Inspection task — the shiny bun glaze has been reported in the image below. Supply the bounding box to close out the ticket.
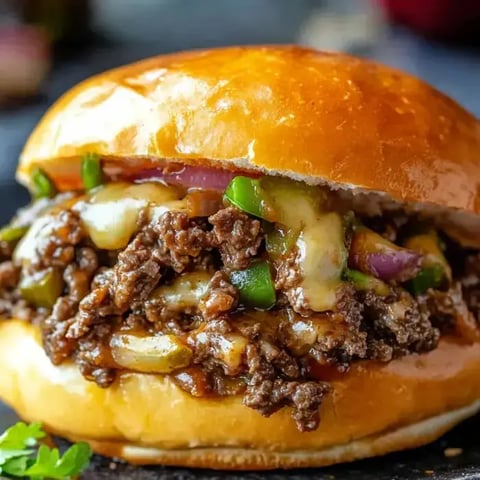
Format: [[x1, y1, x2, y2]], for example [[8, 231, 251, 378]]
[[18, 46, 480, 214], [1, 321, 480, 469]]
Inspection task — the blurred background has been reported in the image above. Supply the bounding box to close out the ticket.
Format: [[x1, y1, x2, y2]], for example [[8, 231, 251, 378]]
[[0, 0, 479, 220]]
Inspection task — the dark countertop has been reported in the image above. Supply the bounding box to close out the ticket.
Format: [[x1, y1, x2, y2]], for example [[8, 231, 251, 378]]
[[0, 1, 479, 479]]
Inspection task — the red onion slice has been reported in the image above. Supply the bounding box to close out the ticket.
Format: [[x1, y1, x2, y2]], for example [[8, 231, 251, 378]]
[[358, 250, 421, 282], [349, 228, 422, 282], [135, 165, 238, 191]]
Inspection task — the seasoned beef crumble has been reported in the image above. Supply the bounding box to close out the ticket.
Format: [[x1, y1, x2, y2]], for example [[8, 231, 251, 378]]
[[1, 192, 480, 432]]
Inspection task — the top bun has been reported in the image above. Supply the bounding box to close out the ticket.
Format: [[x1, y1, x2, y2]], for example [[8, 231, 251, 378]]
[[18, 45, 480, 213]]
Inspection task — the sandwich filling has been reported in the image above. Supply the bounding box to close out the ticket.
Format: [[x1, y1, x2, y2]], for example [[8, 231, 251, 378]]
[[1, 158, 480, 432]]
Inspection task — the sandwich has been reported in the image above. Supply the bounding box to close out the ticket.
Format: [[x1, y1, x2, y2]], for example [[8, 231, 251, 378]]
[[0, 45, 480, 470]]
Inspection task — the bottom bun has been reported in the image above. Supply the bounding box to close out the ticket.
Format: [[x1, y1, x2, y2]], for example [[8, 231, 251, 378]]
[[82, 401, 480, 469], [1, 320, 480, 470]]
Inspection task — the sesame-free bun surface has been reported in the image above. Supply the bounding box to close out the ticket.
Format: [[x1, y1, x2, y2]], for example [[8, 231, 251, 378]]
[[2, 320, 480, 469], [18, 46, 480, 213]]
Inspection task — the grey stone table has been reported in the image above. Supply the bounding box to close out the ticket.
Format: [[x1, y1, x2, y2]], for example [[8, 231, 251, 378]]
[[0, 0, 479, 478]]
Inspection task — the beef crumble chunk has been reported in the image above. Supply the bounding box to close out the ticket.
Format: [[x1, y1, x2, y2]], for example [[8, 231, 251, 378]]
[[0, 261, 38, 322], [114, 211, 212, 311], [461, 253, 480, 322], [32, 210, 85, 270], [76, 323, 115, 387], [1, 209, 88, 326], [243, 343, 329, 432], [361, 289, 439, 360], [0, 261, 20, 290], [0, 241, 14, 262], [209, 207, 263, 270], [198, 271, 238, 321], [274, 248, 306, 314], [419, 283, 464, 332], [43, 248, 101, 364], [67, 211, 213, 340], [425, 281, 480, 342]]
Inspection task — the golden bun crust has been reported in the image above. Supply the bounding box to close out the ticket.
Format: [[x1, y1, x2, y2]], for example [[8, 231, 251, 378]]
[[80, 402, 480, 469], [2, 320, 480, 469], [18, 46, 480, 213]]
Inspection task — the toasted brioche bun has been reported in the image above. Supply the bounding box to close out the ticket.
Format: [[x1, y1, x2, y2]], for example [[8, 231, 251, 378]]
[[18, 46, 480, 215], [1, 320, 480, 469], [7, 46, 480, 469]]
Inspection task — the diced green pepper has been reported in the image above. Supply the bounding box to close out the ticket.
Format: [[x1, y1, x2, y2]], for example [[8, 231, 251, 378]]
[[407, 264, 445, 296], [403, 230, 451, 294], [81, 153, 103, 191], [224, 175, 324, 228], [19, 269, 64, 309], [31, 167, 56, 199], [344, 269, 390, 296], [0, 225, 28, 243], [230, 260, 276, 309], [224, 176, 276, 221]]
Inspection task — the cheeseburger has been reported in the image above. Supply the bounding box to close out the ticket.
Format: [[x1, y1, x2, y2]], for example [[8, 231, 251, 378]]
[[0, 46, 480, 470]]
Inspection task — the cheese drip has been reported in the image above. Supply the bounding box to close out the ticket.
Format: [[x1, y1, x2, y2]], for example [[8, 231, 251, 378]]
[[263, 177, 346, 312], [296, 212, 346, 311], [79, 182, 186, 250]]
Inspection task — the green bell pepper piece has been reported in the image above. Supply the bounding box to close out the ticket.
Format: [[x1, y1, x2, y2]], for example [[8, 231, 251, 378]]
[[31, 167, 56, 199], [20, 269, 64, 309], [344, 269, 390, 296], [224, 175, 326, 229], [224, 176, 276, 221], [403, 230, 451, 294], [230, 260, 276, 309], [81, 153, 103, 191], [407, 264, 445, 296]]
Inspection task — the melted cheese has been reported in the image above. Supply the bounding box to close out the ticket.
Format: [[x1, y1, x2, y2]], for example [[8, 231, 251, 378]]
[[152, 272, 212, 310], [14, 216, 55, 264], [296, 212, 346, 312], [78, 182, 186, 250], [264, 178, 346, 312]]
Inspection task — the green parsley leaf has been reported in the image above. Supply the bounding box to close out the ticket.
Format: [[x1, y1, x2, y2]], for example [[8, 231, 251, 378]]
[[1, 455, 30, 476], [0, 449, 34, 465], [0, 422, 92, 479], [25, 442, 92, 479], [0, 422, 45, 451]]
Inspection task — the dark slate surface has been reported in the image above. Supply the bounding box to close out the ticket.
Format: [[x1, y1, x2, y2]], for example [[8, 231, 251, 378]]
[[1, 0, 480, 478]]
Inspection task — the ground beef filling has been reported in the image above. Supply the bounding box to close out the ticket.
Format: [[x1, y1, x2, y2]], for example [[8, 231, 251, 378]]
[[1, 201, 480, 432]]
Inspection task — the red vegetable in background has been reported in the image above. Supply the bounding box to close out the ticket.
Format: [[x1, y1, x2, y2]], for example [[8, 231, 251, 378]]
[[0, 25, 51, 102], [379, 0, 480, 40]]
